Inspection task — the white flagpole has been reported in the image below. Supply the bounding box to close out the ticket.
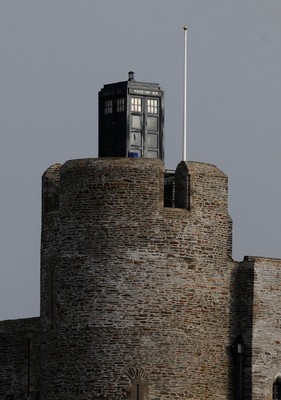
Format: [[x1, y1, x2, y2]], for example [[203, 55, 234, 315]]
[[183, 26, 188, 162]]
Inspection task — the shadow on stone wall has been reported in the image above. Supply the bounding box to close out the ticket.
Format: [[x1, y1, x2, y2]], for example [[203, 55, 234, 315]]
[[229, 258, 254, 400]]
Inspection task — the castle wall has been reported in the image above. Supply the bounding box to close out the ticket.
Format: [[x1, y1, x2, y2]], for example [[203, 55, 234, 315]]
[[0, 317, 40, 400], [40, 158, 235, 400], [1, 157, 280, 400], [238, 257, 281, 400]]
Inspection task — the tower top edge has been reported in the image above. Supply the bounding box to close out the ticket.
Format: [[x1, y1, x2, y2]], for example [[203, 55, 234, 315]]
[[42, 163, 62, 178], [181, 161, 228, 178], [59, 157, 165, 175], [42, 159, 228, 178]]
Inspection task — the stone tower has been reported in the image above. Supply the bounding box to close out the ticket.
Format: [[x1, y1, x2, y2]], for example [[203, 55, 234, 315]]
[[40, 156, 233, 399]]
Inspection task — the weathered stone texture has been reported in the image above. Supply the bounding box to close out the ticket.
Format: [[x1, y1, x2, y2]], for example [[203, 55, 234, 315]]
[[1, 158, 281, 400], [40, 158, 234, 399], [0, 317, 40, 399], [238, 257, 281, 400]]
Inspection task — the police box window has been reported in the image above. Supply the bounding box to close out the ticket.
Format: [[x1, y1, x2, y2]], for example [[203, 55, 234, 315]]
[[117, 98, 125, 112], [131, 97, 142, 113], [147, 98, 158, 114], [104, 99, 113, 114]]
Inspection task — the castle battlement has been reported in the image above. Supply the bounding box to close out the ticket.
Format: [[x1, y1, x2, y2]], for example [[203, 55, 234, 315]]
[[42, 158, 229, 215]]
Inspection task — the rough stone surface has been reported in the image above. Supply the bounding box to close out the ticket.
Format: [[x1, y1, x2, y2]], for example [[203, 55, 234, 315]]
[[0, 317, 40, 399], [236, 257, 281, 400], [39, 158, 234, 400], [0, 158, 280, 400]]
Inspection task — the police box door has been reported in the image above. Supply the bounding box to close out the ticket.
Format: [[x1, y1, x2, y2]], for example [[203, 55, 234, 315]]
[[129, 95, 162, 159]]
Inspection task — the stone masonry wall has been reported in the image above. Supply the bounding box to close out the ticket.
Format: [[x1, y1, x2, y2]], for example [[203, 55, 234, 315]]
[[40, 158, 234, 400], [238, 257, 281, 400], [2, 157, 281, 400], [0, 317, 40, 400]]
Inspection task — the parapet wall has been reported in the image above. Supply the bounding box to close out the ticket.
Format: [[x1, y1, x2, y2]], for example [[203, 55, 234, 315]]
[[41, 158, 231, 237], [0, 317, 40, 400]]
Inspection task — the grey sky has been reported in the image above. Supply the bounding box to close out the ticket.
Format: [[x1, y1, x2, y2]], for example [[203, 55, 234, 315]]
[[1, 0, 281, 320]]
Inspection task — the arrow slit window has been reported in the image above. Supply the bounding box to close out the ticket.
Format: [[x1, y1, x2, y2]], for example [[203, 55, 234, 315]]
[[273, 377, 281, 400]]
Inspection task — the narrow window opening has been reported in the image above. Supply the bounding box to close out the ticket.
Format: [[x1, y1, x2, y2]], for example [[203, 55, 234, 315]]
[[174, 162, 191, 210], [51, 271, 54, 328], [34, 390, 40, 400], [273, 377, 281, 400], [131, 379, 148, 400], [164, 170, 175, 208], [49, 269, 56, 329], [164, 169, 191, 210], [27, 338, 31, 397]]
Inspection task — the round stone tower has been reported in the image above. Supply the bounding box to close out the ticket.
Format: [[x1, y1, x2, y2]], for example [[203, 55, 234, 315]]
[[40, 157, 233, 400]]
